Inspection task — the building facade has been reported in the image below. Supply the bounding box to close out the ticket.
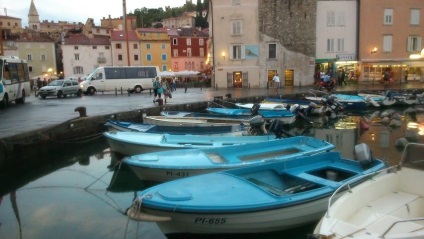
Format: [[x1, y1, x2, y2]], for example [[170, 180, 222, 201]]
[[359, 0, 424, 84], [110, 30, 141, 66], [61, 35, 111, 78], [316, 0, 359, 83], [167, 27, 209, 74], [209, 0, 316, 89], [137, 28, 171, 71]]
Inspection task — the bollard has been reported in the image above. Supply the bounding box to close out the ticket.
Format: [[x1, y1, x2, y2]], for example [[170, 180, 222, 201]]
[[115, 88, 118, 96], [127, 88, 131, 96], [150, 88, 152, 95], [226, 93, 232, 99], [74, 106, 87, 117], [157, 98, 164, 106], [121, 87, 123, 95], [185, 84, 187, 93]]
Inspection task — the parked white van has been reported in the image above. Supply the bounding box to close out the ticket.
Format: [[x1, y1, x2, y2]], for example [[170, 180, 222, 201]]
[[80, 66, 160, 95]]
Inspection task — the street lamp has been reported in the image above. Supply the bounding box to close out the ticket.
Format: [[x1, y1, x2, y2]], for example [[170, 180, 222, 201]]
[[371, 47, 378, 54]]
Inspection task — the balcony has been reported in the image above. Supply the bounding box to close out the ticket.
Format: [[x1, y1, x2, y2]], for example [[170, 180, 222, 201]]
[[97, 57, 106, 63]]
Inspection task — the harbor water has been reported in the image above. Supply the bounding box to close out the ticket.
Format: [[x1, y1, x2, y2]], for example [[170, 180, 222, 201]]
[[1, 107, 423, 239]]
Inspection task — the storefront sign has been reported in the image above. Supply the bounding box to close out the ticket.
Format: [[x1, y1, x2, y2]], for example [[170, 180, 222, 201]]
[[336, 54, 356, 61]]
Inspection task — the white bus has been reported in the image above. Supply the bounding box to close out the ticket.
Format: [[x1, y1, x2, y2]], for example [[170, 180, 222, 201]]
[[0, 56, 31, 109], [80, 66, 161, 95]]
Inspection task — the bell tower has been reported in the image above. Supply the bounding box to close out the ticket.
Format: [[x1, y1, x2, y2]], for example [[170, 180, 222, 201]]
[[28, 0, 40, 31]]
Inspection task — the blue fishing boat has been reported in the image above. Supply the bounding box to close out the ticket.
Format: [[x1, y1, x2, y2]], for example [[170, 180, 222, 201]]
[[104, 119, 247, 135], [306, 93, 381, 110], [104, 131, 279, 156], [126, 143, 386, 235], [206, 106, 294, 118], [123, 136, 335, 181]]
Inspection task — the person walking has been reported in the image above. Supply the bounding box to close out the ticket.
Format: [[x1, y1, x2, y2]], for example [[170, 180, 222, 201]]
[[273, 73, 280, 94], [161, 78, 171, 104], [341, 68, 346, 86], [172, 77, 177, 91], [152, 77, 162, 103]]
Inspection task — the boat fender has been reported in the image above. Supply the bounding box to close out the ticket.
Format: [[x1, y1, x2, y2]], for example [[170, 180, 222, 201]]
[[364, 96, 380, 107], [355, 143, 374, 168]]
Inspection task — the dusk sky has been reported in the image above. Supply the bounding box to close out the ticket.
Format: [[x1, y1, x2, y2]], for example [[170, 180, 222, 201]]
[[1, 0, 188, 26]]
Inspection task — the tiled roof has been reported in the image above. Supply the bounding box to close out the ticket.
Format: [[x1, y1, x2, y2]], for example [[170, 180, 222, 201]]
[[0, 15, 21, 20], [177, 27, 209, 37], [137, 28, 167, 33], [110, 30, 139, 41], [64, 35, 110, 45], [166, 28, 179, 36]]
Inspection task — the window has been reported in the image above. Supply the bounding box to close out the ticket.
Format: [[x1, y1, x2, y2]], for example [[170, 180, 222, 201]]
[[162, 65, 167, 71], [105, 46, 110, 49], [231, 20, 242, 35], [327, 11, 335, 26], [147, 54, 152, 61], [92, 46, 97, 49], [162, 43, 166, 49], [173, 49, 178, 57], [187, 48, 192, 57], [29, 66, 33, 72], [407, 36, 422, 52], [200, 48, 204, 57], [161, 54, 167, 61], [187, 38, 192, 45], [173, 38, 178, 45], [337, 11, 345, 26], [41, 54, 46, 61], [27, 54, 32, 61], [133, 44, 138, 49], [269, 43, 276, 59], [134, 54, 139, 61], [411, 9, 420, 25], [74, 46, 79, 50], [73, 66, 84, 74], [199, 39, 204, 46], [383, 35, 393, 52], [146, 44, 151, 49], [174, 62, 178, 70], [232, 0, 240, 6], [74, 54, 80, 60], [116, 43, 122, 49], [118, 54, 123, 61], [326, 39, 334, 52], [201, 62, 204, 69], [384, 9, 393, 25], [337, 38, 344, 52], [231, 45, 243, 59]]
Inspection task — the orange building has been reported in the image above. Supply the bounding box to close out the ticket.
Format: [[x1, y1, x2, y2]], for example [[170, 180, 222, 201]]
[[359, 0, 424, 84]]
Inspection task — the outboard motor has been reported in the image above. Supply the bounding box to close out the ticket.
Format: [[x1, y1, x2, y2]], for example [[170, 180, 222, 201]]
[[247, 115, 266, 135], [250, 103, 261, 116], [355, 143, 374, 169], [268, 119, 293, 138], [290, 104, 312, 124]]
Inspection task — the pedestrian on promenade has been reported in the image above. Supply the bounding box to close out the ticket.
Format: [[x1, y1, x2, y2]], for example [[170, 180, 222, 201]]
[[273, 73, 280, 94], [161, 78, 171, 104], [152, 77, 162, 103], [341, 68, 346, 86], [172, 77, 177, 91]]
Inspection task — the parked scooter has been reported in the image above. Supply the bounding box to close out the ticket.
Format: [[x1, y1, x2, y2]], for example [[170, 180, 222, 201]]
[[319, 75, 335, 92]]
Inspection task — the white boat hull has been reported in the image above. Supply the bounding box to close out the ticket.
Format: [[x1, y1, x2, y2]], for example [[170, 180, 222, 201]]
[[129, 194, 339, 234], [313, 167, 424, 239]]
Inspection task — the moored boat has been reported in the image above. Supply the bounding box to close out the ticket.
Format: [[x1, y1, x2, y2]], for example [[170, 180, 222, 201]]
[[311, 143, 424, 239], [126, 143, 386, 235], [104, 131, 279, 156], [123, 135, 335, 181], [104, 119, 247, 135]]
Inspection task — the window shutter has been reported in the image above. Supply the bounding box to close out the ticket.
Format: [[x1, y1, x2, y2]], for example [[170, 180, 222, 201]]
[[241, 45, 246, 59]]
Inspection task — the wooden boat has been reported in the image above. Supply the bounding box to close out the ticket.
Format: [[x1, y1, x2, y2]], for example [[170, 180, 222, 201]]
[[104, 119, 247, 135], [311, 143, 424, 239], [142, 115, 249, 127], [123, 136, 335, 181], [146, 112, 296, 126], [104, 131, 279, 156], [126, 143, 386, 235]]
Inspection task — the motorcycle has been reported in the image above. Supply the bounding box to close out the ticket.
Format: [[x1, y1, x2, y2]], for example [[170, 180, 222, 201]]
[[319, 78, 335, 92]]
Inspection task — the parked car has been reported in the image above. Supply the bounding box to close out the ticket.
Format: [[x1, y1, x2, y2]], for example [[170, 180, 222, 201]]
[[38, 79, 82, 99]]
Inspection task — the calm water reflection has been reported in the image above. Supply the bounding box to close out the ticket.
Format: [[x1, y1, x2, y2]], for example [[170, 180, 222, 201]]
[[1, 107, 423, 239]]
